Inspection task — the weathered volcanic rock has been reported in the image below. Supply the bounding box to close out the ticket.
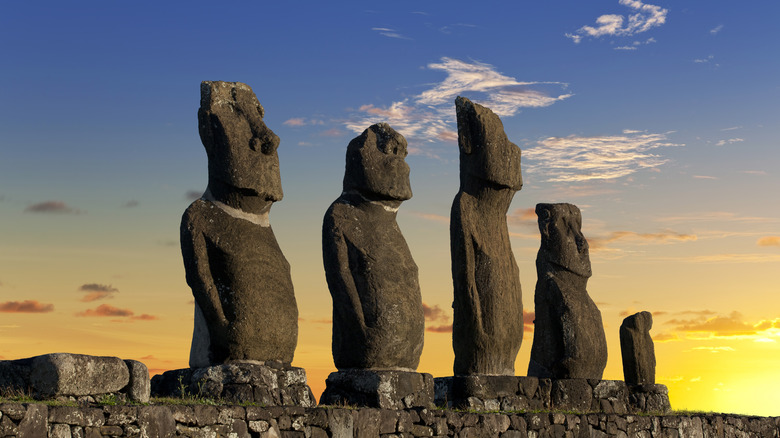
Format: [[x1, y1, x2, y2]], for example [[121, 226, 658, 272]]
[[124, 359, 151, 403], [319, 369, 434, 409], [620, 311, 656, 385], [528, 203, 607, 379], [322, 123, 424, 370], [450, 96, 524, 376], [181, 81, 298, 367], [0, 353, 154, 401], [151, 361, 315, 407], [30, 353, 129, 398]]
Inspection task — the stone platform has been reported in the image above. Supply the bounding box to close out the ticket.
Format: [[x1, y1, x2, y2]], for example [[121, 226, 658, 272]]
[[150, 360, 315, 407], [0, 353, 150, 403], [319, 369, 434, 409], [434, 375, 670, 414]]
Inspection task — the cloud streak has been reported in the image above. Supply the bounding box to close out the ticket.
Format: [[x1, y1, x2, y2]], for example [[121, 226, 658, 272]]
[[24, 201, 81, 214], [346, 57, 571, 148], [523, 130, 683, 182], [757, 236, 780, 247], [79, 283, 119, 302], [0, 300, 54, 313], [589, 230, 697, 252], [76, 304, 158, 321], [566, 0, 668, 44]]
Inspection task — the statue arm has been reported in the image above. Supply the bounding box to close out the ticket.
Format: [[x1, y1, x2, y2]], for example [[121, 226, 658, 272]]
[[323, 213, 366, 329], [180, 209, 228, 334]]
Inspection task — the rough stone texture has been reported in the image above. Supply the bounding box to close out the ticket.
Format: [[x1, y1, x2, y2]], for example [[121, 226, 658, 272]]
[[629, 383, 672, 414], [528, 203, 608, 379], [450, 96, 524, 376], [620, 311, 656, 386], [319, 369, 434, 410], [0, 354, 148, 403], [322, 123, 423, 371], [182, 80, 298, 367], [0, 353, 136, 401], [122, 360, 150, 403], [1, 403, 776, 438], [150, 361, 315, 407], [435, 376, 667, 415]]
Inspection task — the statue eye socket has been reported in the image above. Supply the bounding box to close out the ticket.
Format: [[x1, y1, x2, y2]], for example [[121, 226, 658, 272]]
[[261, 143, 273, 155]]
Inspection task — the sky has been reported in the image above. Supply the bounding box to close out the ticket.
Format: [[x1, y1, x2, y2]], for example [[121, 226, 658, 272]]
[[1, 0, 779, 416]]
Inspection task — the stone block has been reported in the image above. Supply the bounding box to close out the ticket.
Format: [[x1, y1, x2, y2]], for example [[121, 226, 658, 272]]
[[551, 379, 593, 412], [151, 361, 315, 407], [123, 359, 150, 403], [319, 369, 434, 409], [30, 353, 129, 398]]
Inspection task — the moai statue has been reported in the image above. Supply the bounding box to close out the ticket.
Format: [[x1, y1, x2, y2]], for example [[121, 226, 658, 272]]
[[451, 96, 524, 376], [528, 203, 607, 379], [320, 123, 433, 409], [620, 311, 656, 385], [181, 81, 298, 367], [322, 123, 424, 370]]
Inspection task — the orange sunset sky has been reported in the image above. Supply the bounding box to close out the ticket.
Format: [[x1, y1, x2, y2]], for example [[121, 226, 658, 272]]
[[1, 1, 779, 416]]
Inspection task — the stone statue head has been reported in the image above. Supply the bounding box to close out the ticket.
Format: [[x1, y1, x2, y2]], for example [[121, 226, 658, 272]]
[[343, 123, 412, 202], [198, 81, 283, 203], [536, 203, 592, 278], [455, 96, 523, 191], [622, 311, 653, 333]]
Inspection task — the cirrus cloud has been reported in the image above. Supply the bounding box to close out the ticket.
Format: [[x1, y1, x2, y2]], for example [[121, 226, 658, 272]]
[[346, 57, 572, 149], [0, 300, 54, 313], [566, 0, 668, 44], [757, 236, 780, 247], [523, 130, 683, 182], [24, 201, 81, 214]]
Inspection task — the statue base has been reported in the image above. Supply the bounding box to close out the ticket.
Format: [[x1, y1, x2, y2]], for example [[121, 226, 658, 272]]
[[150, 361, 315, 407], [434, 376, 670, 414], [319, 369, 434, 409]]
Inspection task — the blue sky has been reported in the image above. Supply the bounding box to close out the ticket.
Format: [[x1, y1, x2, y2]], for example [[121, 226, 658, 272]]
[[1, 1, 779, 414]]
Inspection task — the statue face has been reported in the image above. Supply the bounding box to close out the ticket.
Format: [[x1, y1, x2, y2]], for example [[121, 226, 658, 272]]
[[456, 97, 523, 191], [199, 82, 283, 202], [537, 203, 592, 278], [344, 123, 412, 202]]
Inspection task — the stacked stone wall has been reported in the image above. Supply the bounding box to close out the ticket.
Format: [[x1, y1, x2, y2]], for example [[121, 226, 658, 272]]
[[0, 403, 777, 437]]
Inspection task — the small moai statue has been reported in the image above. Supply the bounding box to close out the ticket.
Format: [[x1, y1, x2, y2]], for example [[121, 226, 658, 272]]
[[181, 81, 298, 367], [322, 123, 424, 370], [450, 96, 524, 376], [620, 311, 656, 385], [320, 123, 434, 409], [528, 203, 608, 379]]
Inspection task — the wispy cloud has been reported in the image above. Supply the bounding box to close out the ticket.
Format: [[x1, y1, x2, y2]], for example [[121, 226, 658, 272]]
[[523, 130, 682, 182], [346, 57, 571, 148], [615, 37, 657, 50], [121, 200, 139, 208], [24, 201, 81, 214], [76, 304, 157, 321], [667, 312, 780, 339], [566, 0, 668, 44], [371, 27, 411, 40], [283, 118, 324, 127], [589, 229, 697, 252], [78, 283, 119, 302], [423, 302, 453, 333], [319, 128, 345, 138], [715, 138, 744, 146], [0, 300, 54, 313], [710, 24, 724, 35], [656, 211, 778, 225], [757, 236, 780, 247]]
